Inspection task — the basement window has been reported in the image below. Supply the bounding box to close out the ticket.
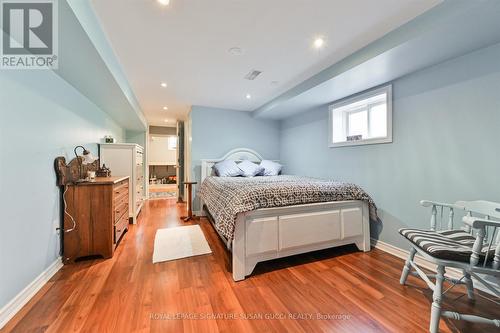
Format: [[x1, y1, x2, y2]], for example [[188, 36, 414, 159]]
[[329, 85, 392, 147]]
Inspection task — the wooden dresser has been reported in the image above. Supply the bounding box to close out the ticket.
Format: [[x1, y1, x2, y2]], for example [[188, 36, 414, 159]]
[[63, 176, 129, 263]]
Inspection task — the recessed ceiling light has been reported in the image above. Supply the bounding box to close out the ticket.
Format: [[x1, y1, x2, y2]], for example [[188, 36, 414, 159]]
[[157, 0, 170, 6], [160, 82, 167, 88], [163, 106, 168, 110], [164, 119, 169, 123], [313, 37, 325, 49], [228, 47, 244, 56], [246, 94, 252, 99]]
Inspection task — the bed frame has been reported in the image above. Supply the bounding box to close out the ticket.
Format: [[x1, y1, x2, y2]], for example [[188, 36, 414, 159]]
[[200, 148, 371, 281]]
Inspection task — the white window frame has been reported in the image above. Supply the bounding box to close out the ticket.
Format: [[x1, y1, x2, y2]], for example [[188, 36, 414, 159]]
[[329, 84, 393, 148]]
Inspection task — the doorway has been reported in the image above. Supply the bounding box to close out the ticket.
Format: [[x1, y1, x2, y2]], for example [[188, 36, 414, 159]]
[[148, 126, 178, 200]]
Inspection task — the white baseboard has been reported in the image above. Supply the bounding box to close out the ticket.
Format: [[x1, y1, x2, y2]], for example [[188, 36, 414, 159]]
[[371, 238, 497, 296], [0, 257, 63, 329], [370, 238, 459, 276]]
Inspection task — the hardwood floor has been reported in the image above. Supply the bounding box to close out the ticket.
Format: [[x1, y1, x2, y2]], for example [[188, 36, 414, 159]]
[[2, 199, 498, 333]]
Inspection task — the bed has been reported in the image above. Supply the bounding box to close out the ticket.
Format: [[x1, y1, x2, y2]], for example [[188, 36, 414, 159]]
[[199, 148, 376, 281]]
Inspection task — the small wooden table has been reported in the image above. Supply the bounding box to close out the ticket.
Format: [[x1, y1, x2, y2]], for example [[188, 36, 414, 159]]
[[181, 181, 197, 222]]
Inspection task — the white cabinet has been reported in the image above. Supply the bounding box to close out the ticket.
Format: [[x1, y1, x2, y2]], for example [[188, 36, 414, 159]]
[[99, 143, 144, 224]]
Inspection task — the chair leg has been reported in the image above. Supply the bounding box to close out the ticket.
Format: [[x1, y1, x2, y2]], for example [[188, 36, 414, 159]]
[[463, 270, 475, 301], [400, 247, 417, 285], [430, 265, 445, 333]]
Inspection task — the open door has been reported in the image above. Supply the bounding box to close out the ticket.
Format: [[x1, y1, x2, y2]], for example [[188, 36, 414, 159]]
[[148, 126, 178, 200], [176, 121, 185, 202]]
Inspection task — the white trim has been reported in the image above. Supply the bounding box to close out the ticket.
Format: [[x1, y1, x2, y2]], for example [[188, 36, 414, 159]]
[[371, 238, 497, 296], [99, 143, 142, 148], [371, 238, 452, 275], [145, 127, 150, 201], [0, 257, 63, 329], [329, 136, 392, 148]]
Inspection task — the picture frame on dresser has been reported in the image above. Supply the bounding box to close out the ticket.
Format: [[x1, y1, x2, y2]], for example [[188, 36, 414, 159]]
[[99, 143, 145, 224]]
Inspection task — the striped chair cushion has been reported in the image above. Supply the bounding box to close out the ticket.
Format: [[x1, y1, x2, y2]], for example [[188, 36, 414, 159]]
[[399, 228, 495, 263]]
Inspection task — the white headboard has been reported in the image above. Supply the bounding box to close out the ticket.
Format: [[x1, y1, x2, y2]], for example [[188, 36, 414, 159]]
[[201, 148, 266, 183]]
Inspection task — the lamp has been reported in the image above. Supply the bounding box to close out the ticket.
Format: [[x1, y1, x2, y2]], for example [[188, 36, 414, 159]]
[[74, 146, 97, 181]]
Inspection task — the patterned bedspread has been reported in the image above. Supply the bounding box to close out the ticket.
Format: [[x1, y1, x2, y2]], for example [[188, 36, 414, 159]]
[[198, 175, 377, 242]]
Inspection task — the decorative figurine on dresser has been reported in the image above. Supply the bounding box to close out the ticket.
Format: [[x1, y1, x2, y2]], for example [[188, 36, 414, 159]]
[[54, 145, 129, 264]]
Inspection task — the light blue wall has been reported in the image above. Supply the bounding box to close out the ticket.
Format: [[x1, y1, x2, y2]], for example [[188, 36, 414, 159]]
[[0, 69, 124, 310], [190, 106, 280, 209], [125, 130, 147, 148], [280, 43, 500, 249]]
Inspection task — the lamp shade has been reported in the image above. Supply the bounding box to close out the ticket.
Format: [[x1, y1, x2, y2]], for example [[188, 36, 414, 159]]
[[81, 150, 97, 165]]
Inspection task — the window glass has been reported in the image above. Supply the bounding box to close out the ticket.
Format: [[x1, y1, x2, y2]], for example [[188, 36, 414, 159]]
[[347, 110, 368, 138]]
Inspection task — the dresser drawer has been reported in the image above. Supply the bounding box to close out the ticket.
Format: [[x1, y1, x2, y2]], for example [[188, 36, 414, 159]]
[[113, 181, 129, 202], [114, 199, 129, 223], [114, 191, 128, 209], [114, 213, 128, 244]]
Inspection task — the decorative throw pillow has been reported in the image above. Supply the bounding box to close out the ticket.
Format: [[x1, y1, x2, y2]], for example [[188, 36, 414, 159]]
[[213, 160, 242, 177], [238, 160, 265, 177], [260, 160, 283, 176]]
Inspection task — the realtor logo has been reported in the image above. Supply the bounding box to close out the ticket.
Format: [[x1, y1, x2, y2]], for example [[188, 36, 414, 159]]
[[1, 0, 58, 69]]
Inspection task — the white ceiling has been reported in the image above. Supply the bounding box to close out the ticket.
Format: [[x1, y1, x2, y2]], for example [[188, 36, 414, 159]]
[[90, 0, 440, 126]]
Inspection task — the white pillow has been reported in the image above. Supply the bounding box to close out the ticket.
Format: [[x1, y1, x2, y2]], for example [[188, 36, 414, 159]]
[[238, 160, 265, 177], [260, 160, 282, 176], [213, 160, 242, 177]]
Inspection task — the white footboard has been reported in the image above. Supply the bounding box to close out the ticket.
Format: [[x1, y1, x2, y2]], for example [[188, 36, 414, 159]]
[[232, 200, 370, 281]]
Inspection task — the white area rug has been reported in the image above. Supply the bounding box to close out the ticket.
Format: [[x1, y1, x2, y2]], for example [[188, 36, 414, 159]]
[[152, 225, 212, 263]]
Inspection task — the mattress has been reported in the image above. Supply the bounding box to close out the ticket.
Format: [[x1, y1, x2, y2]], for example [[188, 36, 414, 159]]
[[198, 175, 377, 242]]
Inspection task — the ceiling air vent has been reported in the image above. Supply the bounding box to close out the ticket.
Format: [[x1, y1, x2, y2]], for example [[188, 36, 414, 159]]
[[244, 70, 262, 81]]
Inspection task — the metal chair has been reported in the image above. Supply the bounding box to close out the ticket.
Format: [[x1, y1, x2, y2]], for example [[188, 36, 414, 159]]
[[399, 200, 500, 332]]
